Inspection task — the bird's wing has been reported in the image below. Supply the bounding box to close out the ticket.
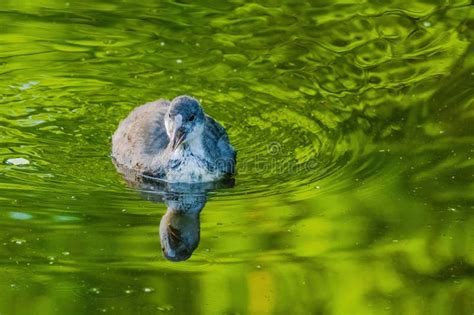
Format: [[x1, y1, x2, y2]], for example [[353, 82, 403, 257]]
[[204, 116, 236, 175], [112, 99, 170, 173]]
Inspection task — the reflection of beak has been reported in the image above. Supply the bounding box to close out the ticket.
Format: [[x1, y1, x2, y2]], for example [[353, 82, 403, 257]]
[[171, 128, 186, 151], [167, 224, 181, 248], [159, 209, 200, 262]]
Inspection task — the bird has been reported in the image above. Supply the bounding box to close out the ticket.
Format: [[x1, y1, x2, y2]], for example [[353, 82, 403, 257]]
[[112, 95, 236, 183]]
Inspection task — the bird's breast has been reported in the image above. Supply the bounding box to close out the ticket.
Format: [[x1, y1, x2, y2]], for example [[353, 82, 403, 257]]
[[166, 149, 218, 183]]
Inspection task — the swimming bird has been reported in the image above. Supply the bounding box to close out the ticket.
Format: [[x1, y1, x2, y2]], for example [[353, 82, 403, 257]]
[[112, 95, 236, 183]]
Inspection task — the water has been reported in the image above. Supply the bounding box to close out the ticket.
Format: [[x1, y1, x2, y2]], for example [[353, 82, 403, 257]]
[[0, 0, 473, 314]]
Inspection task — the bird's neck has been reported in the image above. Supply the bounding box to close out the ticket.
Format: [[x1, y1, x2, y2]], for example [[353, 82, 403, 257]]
[[170, 136, 206, 159]]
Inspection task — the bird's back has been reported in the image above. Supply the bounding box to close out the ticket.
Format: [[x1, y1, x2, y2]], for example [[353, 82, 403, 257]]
[[112, 99, 170, 173]]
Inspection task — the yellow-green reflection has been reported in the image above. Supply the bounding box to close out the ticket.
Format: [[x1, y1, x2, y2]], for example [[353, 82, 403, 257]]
[[0, 0, 473, 314]]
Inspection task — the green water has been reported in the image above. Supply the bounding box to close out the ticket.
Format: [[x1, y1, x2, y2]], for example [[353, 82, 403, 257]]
[[0, 0, 473, 314]]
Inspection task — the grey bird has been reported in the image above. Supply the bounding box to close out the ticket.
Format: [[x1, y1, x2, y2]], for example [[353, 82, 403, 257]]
[[112, 95, 236, 183]]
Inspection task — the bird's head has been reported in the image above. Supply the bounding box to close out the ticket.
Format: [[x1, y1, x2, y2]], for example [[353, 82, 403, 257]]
[[165, 95, 205, 151]]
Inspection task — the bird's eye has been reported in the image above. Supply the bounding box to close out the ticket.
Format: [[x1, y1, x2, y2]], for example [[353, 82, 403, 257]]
[[189, 115, 195, 121]]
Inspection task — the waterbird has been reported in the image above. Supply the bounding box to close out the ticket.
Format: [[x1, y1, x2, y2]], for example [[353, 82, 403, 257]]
[[112, 95, 236, 183]]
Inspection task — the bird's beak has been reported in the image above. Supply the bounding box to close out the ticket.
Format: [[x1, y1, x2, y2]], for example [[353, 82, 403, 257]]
[[171, 128, 186, 151]]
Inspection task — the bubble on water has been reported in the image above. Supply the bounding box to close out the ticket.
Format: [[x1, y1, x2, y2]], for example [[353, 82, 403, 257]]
[[5, 158, 30, 165], [90, 287, 101, 294], [62, 251, 70, 256], [143, 287, 154, 293], [125, 289, 133, 294], [423, 21, 432, 27], [176, 59, 183, 64]]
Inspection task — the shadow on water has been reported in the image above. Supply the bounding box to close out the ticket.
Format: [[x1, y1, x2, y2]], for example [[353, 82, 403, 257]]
[[114, 163, 234, 262]]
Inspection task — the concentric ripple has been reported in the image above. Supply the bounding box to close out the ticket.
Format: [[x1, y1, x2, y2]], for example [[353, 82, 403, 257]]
[[0, 0, 471, 202]]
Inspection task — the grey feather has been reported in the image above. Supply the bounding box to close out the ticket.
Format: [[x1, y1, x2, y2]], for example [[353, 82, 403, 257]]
[[112, 96, 236, 183], [112, 99, 170, 175]]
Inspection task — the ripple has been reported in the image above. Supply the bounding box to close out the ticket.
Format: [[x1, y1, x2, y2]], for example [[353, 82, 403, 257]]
[[0, 3, 472, 313], [0, 0, 471, 212]]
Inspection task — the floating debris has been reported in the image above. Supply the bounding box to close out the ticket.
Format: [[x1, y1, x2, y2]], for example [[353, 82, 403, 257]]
[[5, 158, 30, 165], [10, 80, 39, 91], [11, 238, 26, 245]]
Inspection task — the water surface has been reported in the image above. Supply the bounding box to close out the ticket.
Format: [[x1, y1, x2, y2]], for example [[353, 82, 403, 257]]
[[0, 0, 473, 314]]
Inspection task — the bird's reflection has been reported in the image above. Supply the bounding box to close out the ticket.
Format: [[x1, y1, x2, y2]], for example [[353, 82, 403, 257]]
[[115, 167, 234, 261], [159, 192, 206, 261]]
